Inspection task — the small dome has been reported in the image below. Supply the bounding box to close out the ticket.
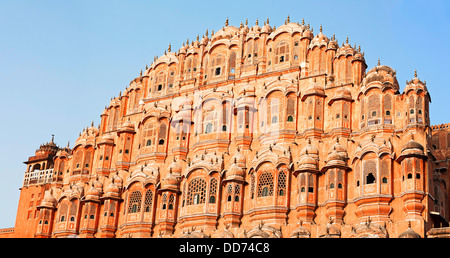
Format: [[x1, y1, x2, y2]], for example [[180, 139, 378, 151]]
[[398, 226, 421, 238], [362, 63, 399, 91], [231, 149, 246, 167], [298, 154, 318, 171], [402, 137, 424, 153], [261, 21, 272, 34], [39, 190, 56, 208], [300, 140, 319, 157], [85, 184, 101, 201], [212, 26, 239, 42], [302, 28, 313, 40], [161, 172, 179, 191], [119, 119, 135, 132], [226, 162, 245, 181], [327, 149, 346, 164], [309, 29, 329, 49], [99, 133, 114, 145], [105, 182, 120, 198], [168, 159, 182, 176]]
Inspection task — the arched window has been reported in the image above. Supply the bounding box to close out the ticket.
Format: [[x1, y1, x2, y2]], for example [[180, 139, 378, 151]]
[[155, 71, 166, 92], [143, 122, 156, 148], [278, 171, 286, 196], [144, 189, 153, 212], [275, 41, 289, 65], [203, 105, 217, 134], [205, 123, 213, 134], [187, 178, 206, 205], [209, 178, 217, 203], [228, 51, 236, 79], [168, 194, 174, 210], [257, 172, 274, 197], [363, 160, 377, 185], [128, 191, 142, 213], [168, 69, 175, 89]]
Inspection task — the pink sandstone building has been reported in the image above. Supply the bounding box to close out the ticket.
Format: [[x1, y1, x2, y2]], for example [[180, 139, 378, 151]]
[[2, 17, 450, 238]]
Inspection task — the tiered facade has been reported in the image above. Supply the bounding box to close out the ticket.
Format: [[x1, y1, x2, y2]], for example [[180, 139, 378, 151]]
[[3, 17, 450, 238]]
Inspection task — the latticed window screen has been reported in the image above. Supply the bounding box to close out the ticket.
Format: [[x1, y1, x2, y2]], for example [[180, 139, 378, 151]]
[[363, 160, 377, 184], [187, 178, 206, 205], [278, 171, 286, 195], [275, 41, 289, 64], [59, 203, 68, 221], [368, 94, 380, 118], [287, 98, 295, 119], [380, 160, 389, 180], [384, 94, 392, 114], [144, 123, 156, 146], [209, 178, 217, 203], [69, 202, 77, 218], [144, 190, 153, 212], [257, 172, 274, 197], [251, 173, 255, 199], [227, 184, 233, 194], [128, 191, 142, 213], [168, 194, 174, 210]]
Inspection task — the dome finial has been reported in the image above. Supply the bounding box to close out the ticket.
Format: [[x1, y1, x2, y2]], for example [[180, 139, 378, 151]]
[[320, 24, 323, 33], [225, 17, 229, 26], [378, 59, 381, 66], [346, 36, 349, 44], [255, 18, 258, 26], [168, 43, 171, 52], [414, 69, 418, 78], [266, 17, 269, 24], [286, 15, 290, 24], [302, 18, 305, 26], [245, 18, 248, 26], [205, 28, 208, 37]]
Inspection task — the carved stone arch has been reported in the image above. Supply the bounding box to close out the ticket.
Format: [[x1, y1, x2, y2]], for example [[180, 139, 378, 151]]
[[245, 223, 282, 238]]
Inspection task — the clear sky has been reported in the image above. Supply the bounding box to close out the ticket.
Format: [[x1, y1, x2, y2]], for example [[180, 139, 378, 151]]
[[0, 0, 449, 228]]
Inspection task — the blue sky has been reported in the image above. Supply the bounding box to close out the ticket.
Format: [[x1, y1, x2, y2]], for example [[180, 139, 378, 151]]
[[0, 0, 449, 228]]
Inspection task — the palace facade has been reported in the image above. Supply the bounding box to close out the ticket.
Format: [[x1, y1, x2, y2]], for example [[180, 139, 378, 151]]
[[2, 17, 450, 238]]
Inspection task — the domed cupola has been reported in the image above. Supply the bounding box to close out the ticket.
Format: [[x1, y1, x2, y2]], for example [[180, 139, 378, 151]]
[[248, 19, 261, 37], [239, 19, 250, 35], [85, 182, 101, 202], [404, 70, 428, 94], [300, 138, 319, 159], [397, 134, 425, 163], [261, 18, 273, 34], [398, 222, 421, 238], [322, 138, 350, 171], [225, 161, 245, 182], [118, 118, 135, 134], [104, 181, 120, 199], [35, 135, 59, 156], [301, 78, 325, 100], [104, 172, 122, 199], [168, 158, 182, 177], [232, 147, 246, 168], [38, 189, 57, 209], [327, 34, 338, 50], [160, 171, 180, 191], [200, 30, 209, 46], [301, 24, 313, 40], [362, 60, 399, 92], [309, 25, 329, 49]]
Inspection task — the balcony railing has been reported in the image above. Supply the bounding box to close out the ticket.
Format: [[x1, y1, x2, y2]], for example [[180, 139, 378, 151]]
[[23, 169, 54, 187]]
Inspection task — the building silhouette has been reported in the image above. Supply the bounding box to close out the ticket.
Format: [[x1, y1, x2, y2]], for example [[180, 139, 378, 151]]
[[1, 17, 449, 238]]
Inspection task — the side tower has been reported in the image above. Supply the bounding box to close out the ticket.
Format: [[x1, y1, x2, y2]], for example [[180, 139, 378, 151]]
[[15, 137, 60, 238]]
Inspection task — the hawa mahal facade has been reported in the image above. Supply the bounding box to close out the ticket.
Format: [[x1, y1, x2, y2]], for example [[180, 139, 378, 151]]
[[2, 17, 450, 238]]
